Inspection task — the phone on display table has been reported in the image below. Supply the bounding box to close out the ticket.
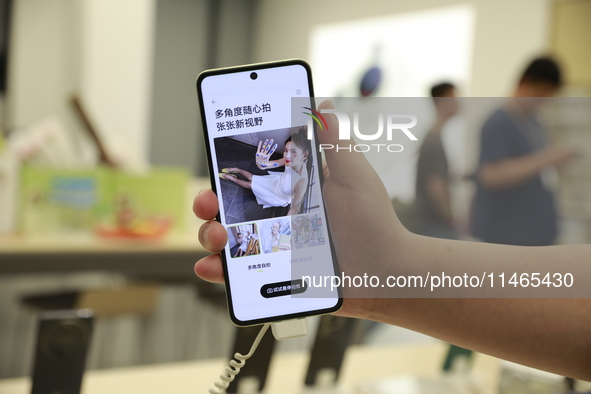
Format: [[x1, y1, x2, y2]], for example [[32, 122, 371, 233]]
[[31, 309, 94, 394], [196, 59, 341, 326]]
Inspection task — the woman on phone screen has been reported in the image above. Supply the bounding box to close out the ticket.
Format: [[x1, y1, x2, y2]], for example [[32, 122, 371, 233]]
[[219, 128, 311, 215]]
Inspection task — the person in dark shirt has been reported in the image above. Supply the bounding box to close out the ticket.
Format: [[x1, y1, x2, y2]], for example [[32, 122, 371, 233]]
[[415, 82, 458, 239], [471, 57, 577, 246]]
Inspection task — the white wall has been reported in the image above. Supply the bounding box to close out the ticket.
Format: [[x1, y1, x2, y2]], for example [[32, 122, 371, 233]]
[[149, 0, 208, 174], [80, 0, 156, 170], [7, 0, 157, 169], [252, 0, 553, 218], [253, 0, 553, 97], [309, 5, 476, 97], [8, 0, 81, 127]]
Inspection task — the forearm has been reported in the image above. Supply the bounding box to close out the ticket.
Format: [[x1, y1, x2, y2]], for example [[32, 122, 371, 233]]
[[357, 234, 591, 379], [479, 150, 551, 190], [365, 297, 591, 379], [289, 180, 306, 216]]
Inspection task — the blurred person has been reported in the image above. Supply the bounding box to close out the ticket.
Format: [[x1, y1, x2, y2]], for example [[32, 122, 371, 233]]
[[471, 56, 578, 246], [414, 82, 459, 239], [416, 83, 471, 369]]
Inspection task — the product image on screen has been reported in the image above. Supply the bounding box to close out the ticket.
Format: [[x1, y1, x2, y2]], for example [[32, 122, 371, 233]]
[[259, 218, 291, 254], [197, 61, 340, 325], [215, 127, 321, 225], [228, 222, 260, 258], [292, 214, 326, 249]]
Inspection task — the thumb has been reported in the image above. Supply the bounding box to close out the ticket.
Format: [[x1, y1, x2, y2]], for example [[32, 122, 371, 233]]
[[316, 100, 376, 186]]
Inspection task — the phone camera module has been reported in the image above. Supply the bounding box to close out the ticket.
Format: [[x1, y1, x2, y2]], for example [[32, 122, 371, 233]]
[[250, 72, 258, 80]]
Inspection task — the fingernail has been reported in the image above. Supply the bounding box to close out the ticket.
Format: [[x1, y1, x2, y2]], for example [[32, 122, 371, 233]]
[[202, 224, 210, 248]]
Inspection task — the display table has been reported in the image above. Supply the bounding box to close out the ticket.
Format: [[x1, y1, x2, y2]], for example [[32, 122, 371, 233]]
[[0, 234, 208, 279], [0, 342, 501, 394], [0, 178, 211, 279]]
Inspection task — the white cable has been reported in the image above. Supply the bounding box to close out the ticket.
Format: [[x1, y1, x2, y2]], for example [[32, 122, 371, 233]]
[[209, 323, 271, 394]]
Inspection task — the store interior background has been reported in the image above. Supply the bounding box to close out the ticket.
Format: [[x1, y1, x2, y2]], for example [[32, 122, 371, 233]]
[[0, 0, 590, 385]]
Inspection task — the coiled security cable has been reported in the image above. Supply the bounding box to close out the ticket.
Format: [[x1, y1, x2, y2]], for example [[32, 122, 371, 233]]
[[209, 323, 271, 393]]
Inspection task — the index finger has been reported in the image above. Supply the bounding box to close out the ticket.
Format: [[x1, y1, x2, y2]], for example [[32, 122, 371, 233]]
[[193, 189, 219, 220]]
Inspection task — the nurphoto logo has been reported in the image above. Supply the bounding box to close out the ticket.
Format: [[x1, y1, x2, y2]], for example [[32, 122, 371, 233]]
[[303, 107, 419, 153]]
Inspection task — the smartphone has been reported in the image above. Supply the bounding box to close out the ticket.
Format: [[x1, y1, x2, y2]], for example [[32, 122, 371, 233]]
[[30, 309, 94, 394], [305, 316, 357, 387], [196, 59, 341, 326]]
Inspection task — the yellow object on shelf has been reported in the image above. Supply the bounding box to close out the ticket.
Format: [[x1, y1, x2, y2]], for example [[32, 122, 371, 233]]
[[18, 166, 189, 238]]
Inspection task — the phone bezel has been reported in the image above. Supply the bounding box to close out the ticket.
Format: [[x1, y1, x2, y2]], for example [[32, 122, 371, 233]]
[[196, 59, 342, 326]]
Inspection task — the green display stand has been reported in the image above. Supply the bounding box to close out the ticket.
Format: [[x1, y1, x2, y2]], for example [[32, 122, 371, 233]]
[[18, 166, 189, 238]]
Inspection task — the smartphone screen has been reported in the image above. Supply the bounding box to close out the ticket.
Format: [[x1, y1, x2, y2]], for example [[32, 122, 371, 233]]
[[197, 60, 341, 325]]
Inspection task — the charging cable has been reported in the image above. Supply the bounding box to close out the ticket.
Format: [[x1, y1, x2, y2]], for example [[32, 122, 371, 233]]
[[209, 323, 270, 393], [210, 318, 308, 393]]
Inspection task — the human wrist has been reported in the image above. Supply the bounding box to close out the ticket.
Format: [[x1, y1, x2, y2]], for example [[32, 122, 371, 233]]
[[537, 147, 559, 168], [345, 229, 422, 321]]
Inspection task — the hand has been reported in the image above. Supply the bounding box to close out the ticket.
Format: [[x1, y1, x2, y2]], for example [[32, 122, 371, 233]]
[[193, 100, 412, 319], [256, 139, 278, 169], [544, 145, 579, 167]]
